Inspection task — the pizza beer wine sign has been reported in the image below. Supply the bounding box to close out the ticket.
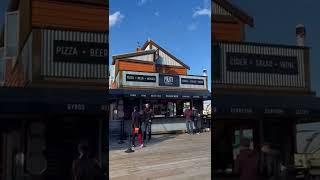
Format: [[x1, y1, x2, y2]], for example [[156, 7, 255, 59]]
[[226, 52, 298, 74], [54, 40, 107, 64]]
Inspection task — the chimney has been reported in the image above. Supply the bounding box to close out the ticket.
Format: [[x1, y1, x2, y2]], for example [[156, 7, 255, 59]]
[[136, 41, 142, 52], [296, 24, 306, 46], [203, 69, 207, 76]]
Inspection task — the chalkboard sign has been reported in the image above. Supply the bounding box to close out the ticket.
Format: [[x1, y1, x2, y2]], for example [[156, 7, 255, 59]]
[[226, 52, 298, 74], [159, 74, 179, 87], [126, 74, 156, 82], [53, 40, 107, 64]]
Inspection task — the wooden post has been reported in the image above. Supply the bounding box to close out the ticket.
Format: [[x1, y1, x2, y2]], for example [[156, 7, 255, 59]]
[[259, 118, 264, 148]]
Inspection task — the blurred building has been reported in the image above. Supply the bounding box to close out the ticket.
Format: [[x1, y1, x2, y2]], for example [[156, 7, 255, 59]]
[[0, 0, 107, 179], [212, 0, 320, 176]]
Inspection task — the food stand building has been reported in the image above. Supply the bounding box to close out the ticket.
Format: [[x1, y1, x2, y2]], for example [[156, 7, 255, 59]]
[[109, 40, 210, 137], [0, 0, 108, 179], [212, 0, 320, 176]]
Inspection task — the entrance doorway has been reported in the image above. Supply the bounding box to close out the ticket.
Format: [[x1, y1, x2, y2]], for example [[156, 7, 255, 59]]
[[45, 116, 100, 180], [262, 119, 295, 165]]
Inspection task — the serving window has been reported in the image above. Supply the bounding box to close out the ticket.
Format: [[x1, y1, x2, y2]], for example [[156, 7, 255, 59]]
[[143, 99, 192, 118]]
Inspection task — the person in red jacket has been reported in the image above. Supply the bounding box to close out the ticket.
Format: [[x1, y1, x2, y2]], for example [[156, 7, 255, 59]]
[[234, 138, 261, 180]]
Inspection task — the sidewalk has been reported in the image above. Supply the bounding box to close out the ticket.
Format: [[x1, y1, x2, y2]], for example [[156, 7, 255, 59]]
[[109, 132, 211, 180]]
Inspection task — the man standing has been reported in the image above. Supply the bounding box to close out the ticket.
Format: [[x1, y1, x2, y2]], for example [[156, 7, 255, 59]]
[[234, 138, 261, 180], [260, 143, 281, 180], [143, 103, 153, 141], [192, 106, 200, 134], [184, 107, 193, 134]]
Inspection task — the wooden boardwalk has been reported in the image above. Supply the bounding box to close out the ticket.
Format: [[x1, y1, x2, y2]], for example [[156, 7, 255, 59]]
[[109, 132, 211, 180]]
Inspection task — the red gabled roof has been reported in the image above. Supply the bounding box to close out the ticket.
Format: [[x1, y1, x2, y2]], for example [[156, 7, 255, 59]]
[[213, 0, 254, 27], [142, 40, 190, 70]]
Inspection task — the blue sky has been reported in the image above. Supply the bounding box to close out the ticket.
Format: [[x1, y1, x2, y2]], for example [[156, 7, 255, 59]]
[[109, 0, 211, 90], [231, 0, 320, 95]]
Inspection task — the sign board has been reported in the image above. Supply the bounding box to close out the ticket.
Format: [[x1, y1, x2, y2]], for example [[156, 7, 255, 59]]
[[159, 74, 179, 87], [226, 52, 298, 74], [181, 78, 205, 85], [53, 40, 107, 64], [126, 74, 156, 82]]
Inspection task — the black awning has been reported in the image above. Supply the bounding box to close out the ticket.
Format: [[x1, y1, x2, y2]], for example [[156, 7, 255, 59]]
[[0, 87, 108, 114], [108, 88, 211, 100], [213, 95, 320, 117]]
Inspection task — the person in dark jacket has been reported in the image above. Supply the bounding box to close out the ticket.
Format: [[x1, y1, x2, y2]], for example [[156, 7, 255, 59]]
[[234, 138, 261, 180], [192, 106, 200, 134], [131, 106, 141, 148], [72, 143, 103, 180], [143, 103, 153, 141], [260, 143, 281, 180]]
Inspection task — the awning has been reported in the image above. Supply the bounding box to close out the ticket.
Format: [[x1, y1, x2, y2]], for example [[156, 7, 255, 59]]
[[0, 87, 108, 114], [214, 95, 320, 117], [109, 89, 211, 100]]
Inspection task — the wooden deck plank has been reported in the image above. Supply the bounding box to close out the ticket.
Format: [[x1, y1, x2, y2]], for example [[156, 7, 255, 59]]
[[109, 133, 211, 180]]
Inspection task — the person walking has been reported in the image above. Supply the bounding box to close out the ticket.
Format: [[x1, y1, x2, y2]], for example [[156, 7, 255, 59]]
[[131, 106, 142, 149], [71, 143, 104, 180], [184, 107, 193, 134], [259, 143, 281, 180], [192, 106, 200, 134], [234, 138, 261, 180], [143, 103, 153, 141]]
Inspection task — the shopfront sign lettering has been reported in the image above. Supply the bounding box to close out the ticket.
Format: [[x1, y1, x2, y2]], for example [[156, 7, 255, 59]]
[[126, 74, 156, 82], [165, 95, 179, 98], [181, 78, 205, 85], [54, 40, 107, 64], [159, 74, 179, 87], [67, 104, 85, 111], [226, 52, 298, 74], [264, 108, 284, 114], [231, 107, 253, 114], [296, 109, 309, 115]]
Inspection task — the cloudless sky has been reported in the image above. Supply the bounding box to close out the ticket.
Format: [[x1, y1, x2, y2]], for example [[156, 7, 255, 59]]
[[231, 0, 320, 95], [109, 0, 211, 90]]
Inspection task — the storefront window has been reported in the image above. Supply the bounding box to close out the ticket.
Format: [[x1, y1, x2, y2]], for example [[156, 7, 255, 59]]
[[232, 129, 253, 161], [143, 100, 192, 118], [167, 102, 176, 117], [153, 103, 166, 117]]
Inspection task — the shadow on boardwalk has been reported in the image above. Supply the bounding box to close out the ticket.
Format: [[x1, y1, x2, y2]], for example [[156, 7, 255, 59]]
[[109, 134, 178, 151]]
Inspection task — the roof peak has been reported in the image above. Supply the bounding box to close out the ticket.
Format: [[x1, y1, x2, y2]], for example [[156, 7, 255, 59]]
[[213, 0, 254, 27]]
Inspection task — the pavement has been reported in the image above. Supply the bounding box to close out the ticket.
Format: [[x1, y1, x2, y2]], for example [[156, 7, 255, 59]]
[[109, 132, 211, 180]]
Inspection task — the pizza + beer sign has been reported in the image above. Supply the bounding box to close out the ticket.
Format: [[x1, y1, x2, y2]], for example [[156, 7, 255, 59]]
[[54, 40, 107, 64]]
